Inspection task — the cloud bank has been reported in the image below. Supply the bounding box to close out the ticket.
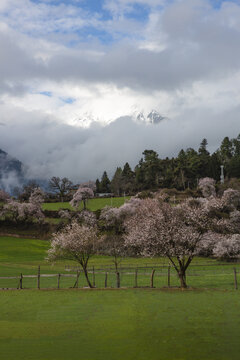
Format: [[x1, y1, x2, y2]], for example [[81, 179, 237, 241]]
[[0, 103, 239, 183], [0, 0, 240, 182]]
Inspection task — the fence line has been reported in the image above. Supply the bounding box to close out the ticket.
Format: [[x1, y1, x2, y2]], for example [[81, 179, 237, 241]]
[[65, 262, 238, 272], [0, 265, 239, 290]]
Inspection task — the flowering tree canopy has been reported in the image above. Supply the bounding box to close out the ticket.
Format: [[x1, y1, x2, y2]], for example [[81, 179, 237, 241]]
[[199, 177, 216, 198], [29, 187, 45, 205], [2, 188, 45, 223], [100, 197, 142, 233], [47, 221, 98, 288], [77, 210, 97, 227], [70, 187, 94, 210], [124, 189, 240, 286], [124, 197, 205, 287], [213, 234, 240, 260]]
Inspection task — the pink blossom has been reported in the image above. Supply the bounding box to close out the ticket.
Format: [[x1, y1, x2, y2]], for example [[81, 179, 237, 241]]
[[213, 234, 240, 260], [47, 221, 99, 287], [70, 187, 94, 210], [199, 177, 216, 198]]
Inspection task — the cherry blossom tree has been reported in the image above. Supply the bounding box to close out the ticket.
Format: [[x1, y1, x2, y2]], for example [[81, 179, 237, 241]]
[[222, 188, 240, 210], [100, 197, 142, 233], [124, 190, 240, 287], [77, 210, 97, 227], [198, 177, 216, 198], [99, 234, 125, 272], [29, 187, 45, 205], [124, 197, 211, 288], [70, 187, 94, 210], [47, 221, 98, 288], [99, 197, 142, 282], [58, 209, 72, 220], [2, 188, 45, 223], [213, 234, 240, 260]]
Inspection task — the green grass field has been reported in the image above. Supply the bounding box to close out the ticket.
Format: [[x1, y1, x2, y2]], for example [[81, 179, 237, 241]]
[[0, 236, 239, 290], [42, 196, 130, 211], [0, 289, 240, 360], [1, 235, 240, 359]]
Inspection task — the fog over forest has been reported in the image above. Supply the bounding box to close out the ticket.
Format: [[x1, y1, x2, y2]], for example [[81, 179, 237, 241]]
[[1, 0, 240, 183], [1, 107, 240, 184]]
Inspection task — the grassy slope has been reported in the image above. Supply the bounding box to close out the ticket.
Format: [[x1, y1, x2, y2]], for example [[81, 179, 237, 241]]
[[0, 289, 240, 360], [42, 196, 130, 211]]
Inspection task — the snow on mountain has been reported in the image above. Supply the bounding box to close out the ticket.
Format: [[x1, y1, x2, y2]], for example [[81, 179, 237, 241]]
[[147, 110, 166, 124], [68, 109, 166, 128], [132, 109, 166, 125]]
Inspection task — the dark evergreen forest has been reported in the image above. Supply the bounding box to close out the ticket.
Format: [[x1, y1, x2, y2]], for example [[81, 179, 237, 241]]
[[96, 135, 240, 195]]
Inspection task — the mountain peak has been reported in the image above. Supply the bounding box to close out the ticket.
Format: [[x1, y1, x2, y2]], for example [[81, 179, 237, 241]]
[[133, 109, 166, 125], [147, 110, 166, 124]]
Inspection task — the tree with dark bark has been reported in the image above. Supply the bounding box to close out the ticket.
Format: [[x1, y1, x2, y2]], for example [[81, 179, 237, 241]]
[[49, 177, 72, 202], [18, 181, 39, 201]]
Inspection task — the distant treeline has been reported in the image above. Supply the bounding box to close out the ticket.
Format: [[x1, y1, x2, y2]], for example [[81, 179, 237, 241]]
[[96, 135, 240, 195]]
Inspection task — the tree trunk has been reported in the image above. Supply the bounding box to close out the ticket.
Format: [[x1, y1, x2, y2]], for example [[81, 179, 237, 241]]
[[83, 266, 93, 288], [178, 270, 187, 288], [167, 255, 192, 289], [114, 256, 118, 272], [83, 199, 86, 210]]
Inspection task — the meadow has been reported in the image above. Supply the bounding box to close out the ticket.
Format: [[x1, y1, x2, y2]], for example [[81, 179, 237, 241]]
[[1, 235, 240, 359], [1, 289, 240, 360], [0, 236, 239, 290], [42, 196, 130, 212]]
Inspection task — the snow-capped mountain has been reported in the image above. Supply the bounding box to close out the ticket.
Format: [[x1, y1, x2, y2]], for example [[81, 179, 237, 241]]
[[132, 109, 166, 125], [69, 109, 166, 128], [147, 110, 166, 124]]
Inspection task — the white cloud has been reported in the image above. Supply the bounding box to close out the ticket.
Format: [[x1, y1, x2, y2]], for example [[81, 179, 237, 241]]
[[1, 0, 240, 181]]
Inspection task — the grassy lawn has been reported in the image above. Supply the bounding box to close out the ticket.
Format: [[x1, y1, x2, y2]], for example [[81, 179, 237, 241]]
[[0, 236, 239, 290], [0, 235, 240, 359], [42, 196, 130, 211], [0, 289, 240, 360]]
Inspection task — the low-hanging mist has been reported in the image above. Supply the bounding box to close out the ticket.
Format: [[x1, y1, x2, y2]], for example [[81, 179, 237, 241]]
[[0, 103, 240, 184]]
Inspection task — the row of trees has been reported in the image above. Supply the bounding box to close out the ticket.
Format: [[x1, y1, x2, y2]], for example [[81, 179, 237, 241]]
[[0, 188, 45, 223], [0, 183, 96, 224], [47, 178, 240, 288], [96, 135, 240, 195]]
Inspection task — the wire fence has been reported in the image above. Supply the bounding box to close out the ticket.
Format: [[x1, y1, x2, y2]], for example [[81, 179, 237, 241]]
[[0, 263, 239, 290]]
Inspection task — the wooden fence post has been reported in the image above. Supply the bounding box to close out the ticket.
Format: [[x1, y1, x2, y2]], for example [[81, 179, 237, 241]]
[[20, 273, 23, 289], [116, 272, 120, 288], [234, 268, 238, 290], [37, 265, 40, 290], [135, 268, 138, 288], [168, 264, 171, 287], [105, 272, 108, 288], [92, 266, 95, 287], [150, 269, 155, 288], [58, 274, 61, 289]]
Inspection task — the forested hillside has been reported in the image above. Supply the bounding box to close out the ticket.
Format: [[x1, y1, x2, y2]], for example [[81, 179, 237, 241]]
[[96, 135, 240, 194]]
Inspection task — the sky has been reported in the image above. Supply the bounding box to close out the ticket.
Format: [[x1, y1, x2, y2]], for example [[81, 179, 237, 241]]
[[0, 0, 240, 183]]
